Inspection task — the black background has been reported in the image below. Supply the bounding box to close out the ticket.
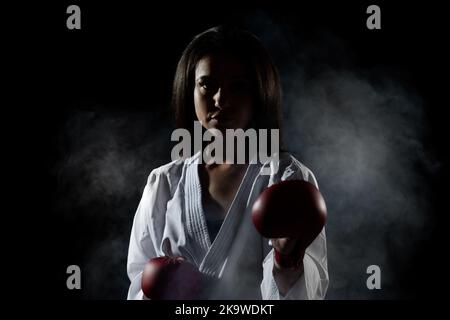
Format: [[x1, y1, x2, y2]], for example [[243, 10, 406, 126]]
[[8, 0, 448, 303]]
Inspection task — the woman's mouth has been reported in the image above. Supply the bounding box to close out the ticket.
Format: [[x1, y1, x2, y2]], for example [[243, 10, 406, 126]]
[[210, 112, 232, 123]]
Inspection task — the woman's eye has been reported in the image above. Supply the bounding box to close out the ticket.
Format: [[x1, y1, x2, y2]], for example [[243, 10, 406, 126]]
[[199, 80, 216, 93]]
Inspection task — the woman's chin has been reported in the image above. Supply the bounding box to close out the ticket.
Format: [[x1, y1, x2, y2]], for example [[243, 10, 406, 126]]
[[208, 119, 236, 131]]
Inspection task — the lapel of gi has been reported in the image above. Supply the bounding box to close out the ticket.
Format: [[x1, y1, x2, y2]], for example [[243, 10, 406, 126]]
[[197, 163, 261, 278]]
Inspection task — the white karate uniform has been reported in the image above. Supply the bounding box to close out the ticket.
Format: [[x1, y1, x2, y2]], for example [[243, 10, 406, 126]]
[[127, 152, 329, 300]]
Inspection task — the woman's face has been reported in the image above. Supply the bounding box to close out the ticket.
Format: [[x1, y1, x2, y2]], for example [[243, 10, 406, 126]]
[[194, 53, 254, 131]]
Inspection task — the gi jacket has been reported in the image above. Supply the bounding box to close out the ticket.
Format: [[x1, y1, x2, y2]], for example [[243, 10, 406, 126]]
[[127, 152, 328, 299]]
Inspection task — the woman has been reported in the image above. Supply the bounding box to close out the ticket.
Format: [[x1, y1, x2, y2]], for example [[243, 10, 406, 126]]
[[127, 25, 328, 300]]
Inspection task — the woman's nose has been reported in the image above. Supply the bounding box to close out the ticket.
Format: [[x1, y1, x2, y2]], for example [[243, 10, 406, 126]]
[[213, 87, 227, 109]]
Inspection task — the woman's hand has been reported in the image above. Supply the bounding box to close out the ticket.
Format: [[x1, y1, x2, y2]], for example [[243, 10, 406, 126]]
[[251, 180, 327, 296]]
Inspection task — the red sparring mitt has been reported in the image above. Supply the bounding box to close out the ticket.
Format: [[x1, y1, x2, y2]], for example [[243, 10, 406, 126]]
[[252, 180, 327, 268], [141, 256, 202, 300]]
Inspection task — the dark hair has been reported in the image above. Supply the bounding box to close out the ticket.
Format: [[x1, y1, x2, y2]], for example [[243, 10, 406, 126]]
[[172, 25, 284, 143]]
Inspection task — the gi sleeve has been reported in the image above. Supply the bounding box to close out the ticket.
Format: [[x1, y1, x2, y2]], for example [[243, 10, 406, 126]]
[[260, 156, 329, 300], [261, 229, 328, 300], [126, 168, 172, 300]]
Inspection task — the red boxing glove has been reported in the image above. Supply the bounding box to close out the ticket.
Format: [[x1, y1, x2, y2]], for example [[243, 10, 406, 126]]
[[141, 256, 202, 300], [252, 180, 327, 268]]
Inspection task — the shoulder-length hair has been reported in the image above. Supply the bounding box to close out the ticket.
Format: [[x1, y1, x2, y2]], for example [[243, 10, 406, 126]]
[[172, 25, 284, 144]]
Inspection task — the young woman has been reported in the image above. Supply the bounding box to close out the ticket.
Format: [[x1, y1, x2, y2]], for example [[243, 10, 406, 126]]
[[127, 26, 328, 300]]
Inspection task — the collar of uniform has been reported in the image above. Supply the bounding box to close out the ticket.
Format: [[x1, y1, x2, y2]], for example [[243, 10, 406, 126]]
[[184, 156, 261, 278]]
